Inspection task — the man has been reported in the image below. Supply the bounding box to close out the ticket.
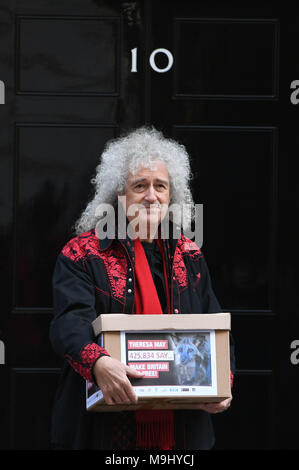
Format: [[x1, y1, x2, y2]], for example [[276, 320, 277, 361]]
[[50, 126, 235, 450]]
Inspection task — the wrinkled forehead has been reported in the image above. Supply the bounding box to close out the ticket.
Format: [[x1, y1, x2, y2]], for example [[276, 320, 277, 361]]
[[126, 160, 169, 183]]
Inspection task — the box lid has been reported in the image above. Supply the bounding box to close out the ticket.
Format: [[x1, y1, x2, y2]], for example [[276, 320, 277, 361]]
[[92, 313, 230, 336]]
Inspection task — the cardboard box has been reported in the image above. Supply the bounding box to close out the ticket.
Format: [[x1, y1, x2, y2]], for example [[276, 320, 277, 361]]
[[86, 313, 231, 412]]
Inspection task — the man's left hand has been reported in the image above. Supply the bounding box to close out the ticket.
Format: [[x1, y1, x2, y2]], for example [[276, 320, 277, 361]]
[[196, 397, 232, 414]]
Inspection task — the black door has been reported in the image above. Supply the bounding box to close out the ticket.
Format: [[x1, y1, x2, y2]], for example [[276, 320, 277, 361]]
[[0, 0, 298, 450]]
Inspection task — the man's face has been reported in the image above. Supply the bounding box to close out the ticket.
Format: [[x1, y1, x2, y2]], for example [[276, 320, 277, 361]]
[[123, 161, 170, 239]]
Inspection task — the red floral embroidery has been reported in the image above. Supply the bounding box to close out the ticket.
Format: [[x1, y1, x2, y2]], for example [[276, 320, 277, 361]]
[[65, 342, 109, 383], [62, 231, 127, 303], [62, 231, 101, 262], [100, 245, 127, 302], [173, 236, 202, 290], [181, 239, 202, 253], [173, 250, 187, 289]]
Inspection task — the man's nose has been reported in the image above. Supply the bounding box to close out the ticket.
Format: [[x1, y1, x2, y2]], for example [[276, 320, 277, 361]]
[[144, 185, 157, 202]]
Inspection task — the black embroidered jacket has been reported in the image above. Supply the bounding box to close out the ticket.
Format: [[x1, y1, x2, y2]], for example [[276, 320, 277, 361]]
[[50, 229, 235, 449]]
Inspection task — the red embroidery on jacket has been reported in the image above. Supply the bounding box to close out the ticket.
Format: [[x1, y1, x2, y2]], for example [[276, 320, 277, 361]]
[[65, 342, 109, 383], [173, 250, 187, 288], [101, 245, 127, 302], [173, 236, 202, 289], [61, 231, 127, 303], [62, 232, 101, 262]]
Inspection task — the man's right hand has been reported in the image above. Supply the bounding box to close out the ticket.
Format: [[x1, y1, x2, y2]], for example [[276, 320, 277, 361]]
[[92, 356, 144, 405]]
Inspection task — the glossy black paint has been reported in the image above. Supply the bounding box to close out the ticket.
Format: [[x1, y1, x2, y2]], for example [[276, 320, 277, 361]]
[[0, 0, 298, 450]]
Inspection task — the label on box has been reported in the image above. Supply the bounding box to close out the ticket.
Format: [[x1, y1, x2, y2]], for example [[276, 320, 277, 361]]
[[121, 330, 218, 397], [86, 329, 219, 409]]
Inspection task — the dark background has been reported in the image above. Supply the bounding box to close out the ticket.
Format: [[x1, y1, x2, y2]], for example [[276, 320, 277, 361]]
[[0, 0, 298, 450]]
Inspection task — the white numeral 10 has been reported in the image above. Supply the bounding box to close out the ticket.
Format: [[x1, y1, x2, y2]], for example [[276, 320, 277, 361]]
[[131, 48, 174, 73]]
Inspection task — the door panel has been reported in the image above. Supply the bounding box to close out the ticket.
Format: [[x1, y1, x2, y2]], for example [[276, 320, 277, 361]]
[[173, 19, 279, 98]]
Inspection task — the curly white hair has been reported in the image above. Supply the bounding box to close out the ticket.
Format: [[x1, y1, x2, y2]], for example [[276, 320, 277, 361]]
[[74, 126, 195, 235]]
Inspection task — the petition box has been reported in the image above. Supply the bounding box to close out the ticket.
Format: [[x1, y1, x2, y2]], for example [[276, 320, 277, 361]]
[[86, 313, 231, 412]]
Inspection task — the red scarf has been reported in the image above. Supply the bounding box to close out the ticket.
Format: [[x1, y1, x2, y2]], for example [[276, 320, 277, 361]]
[[134, 238, 175, 450]]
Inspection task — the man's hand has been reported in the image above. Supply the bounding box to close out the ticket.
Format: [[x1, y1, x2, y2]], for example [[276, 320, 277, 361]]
[[196, 397, 232, 414], [93, 356, 144, 405]]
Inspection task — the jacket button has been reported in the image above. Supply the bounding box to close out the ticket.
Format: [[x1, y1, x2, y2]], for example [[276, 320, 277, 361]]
[[128, 278, 132, 282], [128, 289, 132, 294], [128, 268, 132, 272], [174, 308, 179, 314]]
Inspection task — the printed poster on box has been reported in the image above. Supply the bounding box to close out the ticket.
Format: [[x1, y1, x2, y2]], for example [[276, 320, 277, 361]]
[[121, 330, 218, 397]]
